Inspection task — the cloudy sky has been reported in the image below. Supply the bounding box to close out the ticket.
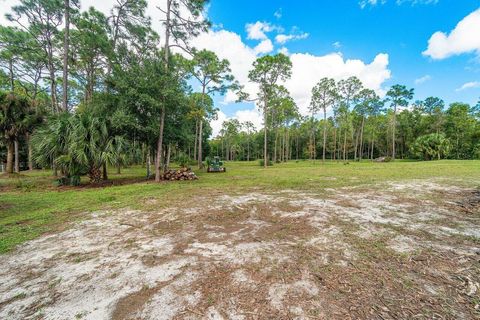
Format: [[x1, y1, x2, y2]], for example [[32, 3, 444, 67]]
[[1, 0, 479, 136]]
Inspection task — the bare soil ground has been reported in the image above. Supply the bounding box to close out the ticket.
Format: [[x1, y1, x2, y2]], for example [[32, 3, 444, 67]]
[[1, 180, 479, 319]]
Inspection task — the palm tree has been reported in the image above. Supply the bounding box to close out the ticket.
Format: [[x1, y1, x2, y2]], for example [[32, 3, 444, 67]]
[[32, 113, 77, 178], [0, 92, 31, 173], [32, 111, 127, 184]]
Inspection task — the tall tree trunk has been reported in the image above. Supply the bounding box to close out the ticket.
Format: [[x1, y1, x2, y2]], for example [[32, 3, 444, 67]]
[[322, 108, 327, 163], [155, 0, 171, 182], [285, 128, 289, 162], [263, 96, 268, 168], [6, 141, 14, 174], [309, 132, 313, 160], [198, 119, 204, 169], [392, 106, 397, 160], [310, 114, 317, 161], [27, 133, 33, 170], [7, 60, 16, 174], [193, 120, 198, 161], [296, 135, 299, 161], [337, 130, 341, 161], [198, 85, 207, 169], [166, 144, 171, 169], [367, 137, 370, 161], [9, 59, 14, 92], [289, 132, 293, 160], [279, 130, 283, 162], [49, 68, 58, 112], [359, 117, 365, 161], [343, 131, 347, 162], [221, 138, 224, 159], [102, 162, 108, 180], [371, 136, 375, 160], [352, 130, 359, 161], [332, 127, 337, 160], [14, 139, 19, 173], [280, 129, 283, 162], [273, 129, 278, 163], [146, 147, 151, 178], [155, 105, 166, 180], [62, 0, 70, 112]]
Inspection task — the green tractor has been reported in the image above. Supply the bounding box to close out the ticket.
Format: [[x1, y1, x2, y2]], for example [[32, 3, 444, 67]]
[[206, 156, 226, 173]]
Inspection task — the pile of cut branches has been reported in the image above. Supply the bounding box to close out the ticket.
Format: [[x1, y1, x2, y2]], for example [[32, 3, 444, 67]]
[[162, 168, 198, 181]]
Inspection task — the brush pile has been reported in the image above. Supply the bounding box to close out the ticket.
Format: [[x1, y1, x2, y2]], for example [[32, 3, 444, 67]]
[[162, 167, 198, 181]]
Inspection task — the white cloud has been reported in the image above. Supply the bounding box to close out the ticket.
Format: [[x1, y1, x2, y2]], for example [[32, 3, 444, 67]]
[[190, 29, 258, 104], [235, 108, 263, 131], [210, 110, 228, 137], [333, 41, 342, 49], [414, 75, 432, 85], [254, 39, 274, 54], [359, 0, 386, 9], [286, 53, 391, 115], [245, 21, 275, 40], [360, 0, 438, 8], [210, 107, 263, 137], [455, 81, 480, 92], [275, 34, 292, 44], [423, 9, 480, 60], [396, 0, 439, 5], [275, 32, 309, 45], [274, 8, 282, 19], [278, 47, 290, 55]]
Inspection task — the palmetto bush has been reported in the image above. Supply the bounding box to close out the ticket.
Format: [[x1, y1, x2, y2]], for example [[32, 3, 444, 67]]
[[411, 133, 451, 161], [175, 152, 191, 168], [32, 111, 127, 184], [0, 92, 38, 173]]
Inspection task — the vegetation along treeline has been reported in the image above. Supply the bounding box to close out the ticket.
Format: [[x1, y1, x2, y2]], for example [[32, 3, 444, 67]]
[[0, 0, 479, 184]]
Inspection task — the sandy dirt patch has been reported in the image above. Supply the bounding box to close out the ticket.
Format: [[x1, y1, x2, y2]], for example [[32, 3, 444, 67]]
[[1, 180, 479, 319]]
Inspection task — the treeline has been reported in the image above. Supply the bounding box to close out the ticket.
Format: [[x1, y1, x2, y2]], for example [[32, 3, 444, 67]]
[[0, 0, 238, 183], [211, 76, 480, 163]]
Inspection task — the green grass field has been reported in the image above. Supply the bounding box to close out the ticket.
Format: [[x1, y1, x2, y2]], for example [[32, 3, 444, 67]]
[[1, 160, 479, 254]]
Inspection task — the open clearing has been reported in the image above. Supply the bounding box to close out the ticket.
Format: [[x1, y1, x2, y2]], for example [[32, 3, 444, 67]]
[[0, 161, 480, 319]]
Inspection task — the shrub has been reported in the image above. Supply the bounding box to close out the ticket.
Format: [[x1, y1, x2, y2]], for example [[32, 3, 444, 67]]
[[411, 133, 451, 161], [473, 144, 480, 160], [175, 152, 191, 168], [32, 112, 127, 184], [259, 159, 273, 167], [54, 175, 81, 187]]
